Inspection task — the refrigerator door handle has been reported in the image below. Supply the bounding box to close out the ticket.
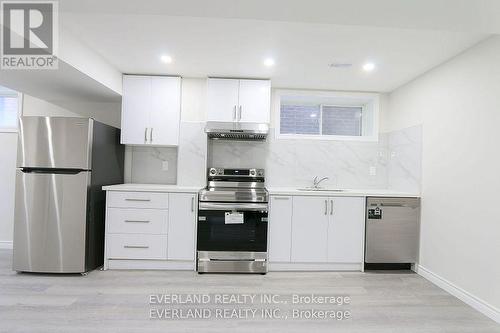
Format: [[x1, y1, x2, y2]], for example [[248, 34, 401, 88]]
[[19, 168, 87, 175]]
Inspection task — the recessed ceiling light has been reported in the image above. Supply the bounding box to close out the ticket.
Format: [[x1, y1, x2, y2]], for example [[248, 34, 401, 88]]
[[263, 58, 275, 67], [362, 62, 376, 72], [160, 55, 173, 64]]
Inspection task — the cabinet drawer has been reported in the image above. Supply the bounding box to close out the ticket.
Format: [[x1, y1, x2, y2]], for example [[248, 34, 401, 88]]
[[107, 234, 167, 259], [107, 191, 168, 209], [107, 208, 168, 234]]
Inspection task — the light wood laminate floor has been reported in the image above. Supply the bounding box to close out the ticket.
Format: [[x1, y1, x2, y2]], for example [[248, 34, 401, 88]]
[[0, 250, 499, 333]]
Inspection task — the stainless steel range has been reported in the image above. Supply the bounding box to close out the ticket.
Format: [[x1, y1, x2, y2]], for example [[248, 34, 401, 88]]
[[197, 168, 268, 273]]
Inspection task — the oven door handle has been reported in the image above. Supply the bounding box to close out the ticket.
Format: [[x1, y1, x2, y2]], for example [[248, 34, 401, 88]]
[[198, 202, 268, 211]]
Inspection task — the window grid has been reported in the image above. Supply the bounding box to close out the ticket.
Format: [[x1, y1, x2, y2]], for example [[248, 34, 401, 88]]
[[0, 93, 20, 131], [280, 103, 363, 137]]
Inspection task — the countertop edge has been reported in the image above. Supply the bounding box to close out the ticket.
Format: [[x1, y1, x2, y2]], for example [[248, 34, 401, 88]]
[[102, 184, 202, 193], [267, 188, 420, 198]]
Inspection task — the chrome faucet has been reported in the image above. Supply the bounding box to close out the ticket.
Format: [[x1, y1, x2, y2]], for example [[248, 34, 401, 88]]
[[313, 176, 329, 188]]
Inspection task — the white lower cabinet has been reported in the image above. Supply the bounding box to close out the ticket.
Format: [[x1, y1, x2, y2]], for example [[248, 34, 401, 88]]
[[270, 194, 365, 270], [107, 234, 168, 260], [291, 196, 329, 262], [268, 196, 293, 262], [168, 193, 196, 261], [104, 190, 197, 270], [327, 197, 365, 263]]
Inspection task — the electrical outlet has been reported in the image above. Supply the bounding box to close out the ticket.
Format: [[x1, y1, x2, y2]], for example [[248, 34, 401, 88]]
[[162, 161, 169, 171], [369, 166, 377, 176]]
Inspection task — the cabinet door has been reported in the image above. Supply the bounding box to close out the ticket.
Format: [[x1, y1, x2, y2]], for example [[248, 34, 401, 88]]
[[150, 76, 181, 146], [268, 196, 293, 262], [207, 78, 239, 122], [327, 197, 365, 263], [121, 75, 151, 144], [238, 79, 271, 123], [291, 196, 329, 262], [167, 193, 196, 260]]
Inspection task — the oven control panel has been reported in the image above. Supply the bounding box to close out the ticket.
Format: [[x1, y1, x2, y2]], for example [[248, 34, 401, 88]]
[[208, 168, 265, 178]]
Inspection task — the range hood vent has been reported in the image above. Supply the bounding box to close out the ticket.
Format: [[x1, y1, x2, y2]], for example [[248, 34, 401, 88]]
[[205, 122, 269, 141]]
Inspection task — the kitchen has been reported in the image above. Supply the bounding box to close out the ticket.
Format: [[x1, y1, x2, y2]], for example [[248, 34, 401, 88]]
[[0, 1, 499, 332]]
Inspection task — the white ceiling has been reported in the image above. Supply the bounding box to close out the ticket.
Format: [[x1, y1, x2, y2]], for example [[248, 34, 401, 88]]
[[60, 1, 490, 92]]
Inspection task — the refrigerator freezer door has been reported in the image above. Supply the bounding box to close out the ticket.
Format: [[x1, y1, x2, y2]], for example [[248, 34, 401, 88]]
[[17, 117, 92, 169], [13, 169, 90, 273]]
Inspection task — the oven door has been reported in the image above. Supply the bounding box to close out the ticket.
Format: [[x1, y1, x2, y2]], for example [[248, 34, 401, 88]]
[[197, 202, 268, 252]]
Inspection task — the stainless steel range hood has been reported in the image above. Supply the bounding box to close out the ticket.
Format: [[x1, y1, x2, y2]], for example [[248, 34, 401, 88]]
[[205, 121, 269, 141]]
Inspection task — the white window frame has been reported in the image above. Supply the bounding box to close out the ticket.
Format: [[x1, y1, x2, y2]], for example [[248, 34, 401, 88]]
[[0, 91, 22, 133], [273, 89, 379, 142]]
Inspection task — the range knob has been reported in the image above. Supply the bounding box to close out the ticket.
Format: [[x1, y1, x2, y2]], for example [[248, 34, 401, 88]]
[[209, 168, 217, 175], [257, 170, 264, 176], [249, 169, 256, 176]]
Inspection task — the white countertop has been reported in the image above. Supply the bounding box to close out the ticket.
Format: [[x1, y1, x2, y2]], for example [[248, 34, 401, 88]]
[[267, 187, 420, 197], [102, 184, 202, 193], [102, 184, 419, 197]]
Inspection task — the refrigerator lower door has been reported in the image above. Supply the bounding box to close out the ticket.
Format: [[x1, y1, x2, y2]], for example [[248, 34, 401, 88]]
[[13, 169, 90, 273]]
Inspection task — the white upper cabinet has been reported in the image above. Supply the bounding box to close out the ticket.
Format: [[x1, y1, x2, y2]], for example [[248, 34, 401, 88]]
[[150, 77, 181, 146], [327, 197, 365, 263], [291, 196, 329, 262], [238, 79, 271, 123], [269, 196, 293, 262], [121, 75, 181, 146], [206, 78, 270, 123], [207, 78, 239, 122], [121, 76, 151, 145]]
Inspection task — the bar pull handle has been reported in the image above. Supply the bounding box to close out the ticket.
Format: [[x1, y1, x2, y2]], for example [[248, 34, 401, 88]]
[[150, 128, 153, 143], [380, 203, 406, 207], [238, 105, 242, 121], [124, 220, 150, 223], [125, 198, 151, 202], [233, 105, 237, 120], [330, 200, 334, 215], [124, 245, 149, 249], [144, 128, 148, 143], [324, 200, 328, 215], [273, 197, 290, 200], [191, 196, 195, 212]]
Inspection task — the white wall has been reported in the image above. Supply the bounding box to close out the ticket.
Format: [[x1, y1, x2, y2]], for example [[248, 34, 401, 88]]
[[22, 95, 80, 117], [388, 36, 500, 314]]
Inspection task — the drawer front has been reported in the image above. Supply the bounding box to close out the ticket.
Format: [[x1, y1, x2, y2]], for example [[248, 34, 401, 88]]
[[107, 234, 167, 260], [107, 191, 168, 209], [107, 208, 168, 234]]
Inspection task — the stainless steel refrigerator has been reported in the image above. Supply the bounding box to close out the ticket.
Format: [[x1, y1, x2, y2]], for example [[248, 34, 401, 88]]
[[13, 117, 124, 273]]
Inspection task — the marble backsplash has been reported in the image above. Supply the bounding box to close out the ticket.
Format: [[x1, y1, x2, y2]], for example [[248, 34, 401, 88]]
[[124, 146, 178, 184], [208, 128, 388, 189], [385, 125, 422, 193], [126, 121, 422, 193]]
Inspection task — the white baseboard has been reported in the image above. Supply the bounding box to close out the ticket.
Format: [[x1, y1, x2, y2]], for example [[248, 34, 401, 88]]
[[106, 259, 195, 271], [269, 262, 362, 272], [0, 241, 13, 249], [415, 264, 500, 323]]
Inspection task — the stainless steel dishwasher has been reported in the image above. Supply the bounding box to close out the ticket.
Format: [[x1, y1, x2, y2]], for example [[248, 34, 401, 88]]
[[365, 197, 420, 268]]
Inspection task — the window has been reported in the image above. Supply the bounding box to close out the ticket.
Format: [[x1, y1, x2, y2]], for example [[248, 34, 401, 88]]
[[0, 86, 20, 132], [276, 90, 379, 141]]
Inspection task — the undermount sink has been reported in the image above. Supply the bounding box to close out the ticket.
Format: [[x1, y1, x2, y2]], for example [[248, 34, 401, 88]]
[[297, 188, 346, 192]]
